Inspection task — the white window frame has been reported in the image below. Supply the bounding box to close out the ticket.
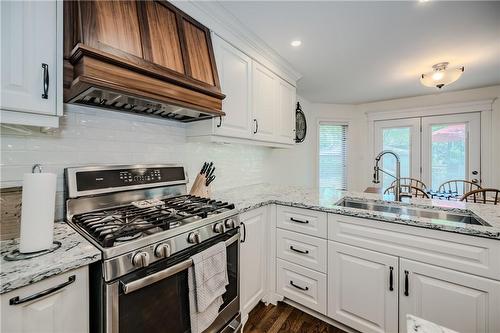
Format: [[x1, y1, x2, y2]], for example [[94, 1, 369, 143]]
[[316, 120, 350, 190]]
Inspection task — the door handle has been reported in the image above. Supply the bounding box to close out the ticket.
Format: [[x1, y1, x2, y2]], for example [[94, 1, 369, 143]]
[[404, 270, 409, 296], [41, 63, 49, 99], [290, 280, 309, 291], [240, 222, 246, 243], [10, 275, 75, 305], [389, 266, 394, 291], [216, 116, 222, 128], [289, 246, 309, 254], [290, 217, 309, 224]]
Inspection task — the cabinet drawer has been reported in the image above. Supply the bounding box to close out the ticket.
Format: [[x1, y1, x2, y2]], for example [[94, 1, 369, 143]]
[[277, 205, 327, 238], [1, 266, 89, 333], [277, 259, 327, 314], [329, 213, 500, 280], [277, 228, 327, 273]]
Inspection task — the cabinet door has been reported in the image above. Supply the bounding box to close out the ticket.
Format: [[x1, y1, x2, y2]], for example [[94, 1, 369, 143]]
[[140, 1, 185, 74], [251, 62, 277, 142], [213, 35, 252, 139], [400, 259, 500, 333], [276, 79, 296, 144], [79, 1, 143, 58], [1, 267, 89, 333], [328, 241, 398, 333], [240, 207, 267, 320], [1, 1, 57, 115]]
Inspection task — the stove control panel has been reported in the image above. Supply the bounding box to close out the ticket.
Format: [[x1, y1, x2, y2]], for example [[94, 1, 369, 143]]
[[74, 166, 187, 192]]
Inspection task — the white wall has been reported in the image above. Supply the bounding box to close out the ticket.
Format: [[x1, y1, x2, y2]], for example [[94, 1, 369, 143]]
[[0, 104, 272, 219], [269, 96, 366, 191]]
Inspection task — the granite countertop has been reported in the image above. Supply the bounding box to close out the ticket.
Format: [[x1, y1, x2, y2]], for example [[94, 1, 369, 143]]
[[213, 184, 500, 240], [0, 222, 100, 294], [407, 315, 458, 333]]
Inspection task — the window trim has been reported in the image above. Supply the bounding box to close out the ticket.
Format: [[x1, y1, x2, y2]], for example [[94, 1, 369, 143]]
[[316, 119, 350, 190]]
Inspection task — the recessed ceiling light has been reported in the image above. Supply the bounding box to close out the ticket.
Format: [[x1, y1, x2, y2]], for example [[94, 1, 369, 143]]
[[419, 0, 429, 3], [291, 40, 302, 47]]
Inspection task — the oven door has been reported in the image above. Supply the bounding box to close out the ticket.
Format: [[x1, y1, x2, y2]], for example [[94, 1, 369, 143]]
[[104, 232, 240, 333]]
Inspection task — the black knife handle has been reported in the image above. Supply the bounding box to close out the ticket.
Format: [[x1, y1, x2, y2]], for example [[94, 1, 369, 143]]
[[41, 63, 49, 99], [389, 266, 394, 291], [404, 270, 409, 296]]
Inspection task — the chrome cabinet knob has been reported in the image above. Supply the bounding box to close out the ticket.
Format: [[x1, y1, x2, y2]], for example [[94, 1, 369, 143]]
[[224, 218, 235, 229], [132, 251, 150, 268], [154, 243, 171, 258], [188, 232, 201, 244], [213, 223, 224, 233]]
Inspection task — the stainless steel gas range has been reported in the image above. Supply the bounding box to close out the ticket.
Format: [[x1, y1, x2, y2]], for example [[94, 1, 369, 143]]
[[64, 164, 241, 333]]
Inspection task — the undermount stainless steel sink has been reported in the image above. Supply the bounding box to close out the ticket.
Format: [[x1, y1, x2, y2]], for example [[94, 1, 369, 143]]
[[337, 198, 490, 227]]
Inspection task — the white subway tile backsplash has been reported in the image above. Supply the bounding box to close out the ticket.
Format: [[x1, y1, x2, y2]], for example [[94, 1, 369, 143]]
[[1, 105, 272, 219]]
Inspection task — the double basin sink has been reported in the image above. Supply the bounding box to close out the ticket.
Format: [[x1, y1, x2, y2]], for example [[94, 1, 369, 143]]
[[337, 198, 490, 227]]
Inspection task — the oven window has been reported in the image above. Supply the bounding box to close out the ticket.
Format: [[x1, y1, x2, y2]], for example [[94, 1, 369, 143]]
[[119, 270, 190, 333]]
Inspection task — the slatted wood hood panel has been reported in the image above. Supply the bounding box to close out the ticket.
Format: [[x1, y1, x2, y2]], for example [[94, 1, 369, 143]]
[[63, 0, 225, 122]]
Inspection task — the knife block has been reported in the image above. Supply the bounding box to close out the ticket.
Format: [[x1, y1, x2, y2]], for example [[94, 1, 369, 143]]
[[189, 173, 211, 198]]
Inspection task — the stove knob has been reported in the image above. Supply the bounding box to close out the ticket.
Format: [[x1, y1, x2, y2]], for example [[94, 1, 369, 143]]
[[154, 243, 171, 258], [225, 218, 235, 229], [188, 232, 201, 244], [213, 223, 224, 233], [132, 251, 150, 268]]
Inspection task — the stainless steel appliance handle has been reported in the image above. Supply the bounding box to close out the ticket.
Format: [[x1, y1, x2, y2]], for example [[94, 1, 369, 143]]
[[122, 234, 239, 294]]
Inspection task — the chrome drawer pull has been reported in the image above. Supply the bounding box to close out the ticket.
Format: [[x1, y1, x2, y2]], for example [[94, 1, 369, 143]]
[[290, 217, 309, 224], [10, 275, 76, 305], [290, 280, 309, 291], [290, 246, 309, 254]]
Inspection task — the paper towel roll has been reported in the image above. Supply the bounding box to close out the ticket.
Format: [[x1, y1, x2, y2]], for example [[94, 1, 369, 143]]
[[19, 172, 57, 253]]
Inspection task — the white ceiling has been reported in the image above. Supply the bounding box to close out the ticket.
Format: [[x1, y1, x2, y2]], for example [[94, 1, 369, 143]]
[[219, 1, 500, 104]]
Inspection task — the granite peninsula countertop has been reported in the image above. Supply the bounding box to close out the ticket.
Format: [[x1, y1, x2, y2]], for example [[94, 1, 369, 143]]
[[213, 184, 500, 240], [1, 222, 100, 294]]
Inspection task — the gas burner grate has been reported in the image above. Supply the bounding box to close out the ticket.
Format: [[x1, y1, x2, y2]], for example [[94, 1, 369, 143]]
[[72, 195, 235, 247]]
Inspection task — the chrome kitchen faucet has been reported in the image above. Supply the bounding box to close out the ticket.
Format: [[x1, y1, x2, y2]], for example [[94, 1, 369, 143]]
[[373, 150, 401, 201]]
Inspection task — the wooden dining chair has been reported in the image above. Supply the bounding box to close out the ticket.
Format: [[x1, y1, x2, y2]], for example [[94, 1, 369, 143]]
[[438, 180, 481, 195], [460, 188, 500, 205], [384, 185, 430, 198], [390, 178, 428, 191]]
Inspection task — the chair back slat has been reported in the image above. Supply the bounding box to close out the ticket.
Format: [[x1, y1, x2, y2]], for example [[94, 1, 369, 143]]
[[391, 178, 427, 191], [384, 185, 429, 198], [460, 188, 500, 205], [438, 180, 481, 195]]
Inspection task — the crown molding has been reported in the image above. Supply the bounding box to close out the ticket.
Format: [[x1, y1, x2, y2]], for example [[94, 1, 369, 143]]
[[172, 1, 302, 85]]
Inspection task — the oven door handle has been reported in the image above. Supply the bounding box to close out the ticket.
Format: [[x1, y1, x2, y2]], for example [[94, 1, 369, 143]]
[[121, 234, 239, 295]]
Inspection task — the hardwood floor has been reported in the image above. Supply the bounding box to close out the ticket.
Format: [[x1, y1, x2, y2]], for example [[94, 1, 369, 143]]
[[243, 302, 347, 333]]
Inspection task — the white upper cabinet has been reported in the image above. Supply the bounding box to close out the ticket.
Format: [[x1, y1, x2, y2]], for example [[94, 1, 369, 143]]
[[187, 34, 296, 147], [213, 34, 252, 139], [251, 61, 277, 142], [0, 0, 62, 127], [276, 80, 296, 144]]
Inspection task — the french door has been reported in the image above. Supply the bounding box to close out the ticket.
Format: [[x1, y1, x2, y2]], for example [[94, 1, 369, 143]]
[[374, 112, 481, 192], [421, 113, 481, 191]]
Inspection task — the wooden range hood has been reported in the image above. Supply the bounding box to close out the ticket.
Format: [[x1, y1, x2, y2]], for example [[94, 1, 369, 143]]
[[64, 0, 225, 122]]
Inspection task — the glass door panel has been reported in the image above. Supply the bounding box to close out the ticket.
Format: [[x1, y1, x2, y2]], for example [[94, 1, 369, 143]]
[[374, 118, 421, 192], [422, 113, 481, 192]]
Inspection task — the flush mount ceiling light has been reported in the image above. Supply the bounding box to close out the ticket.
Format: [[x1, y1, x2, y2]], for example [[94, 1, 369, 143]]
[[291, 40, 302, 47], [420, 62, 464, 89]]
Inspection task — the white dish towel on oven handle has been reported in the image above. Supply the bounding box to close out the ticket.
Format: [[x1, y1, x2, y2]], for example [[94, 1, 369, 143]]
[[188, 241, 229, 333]]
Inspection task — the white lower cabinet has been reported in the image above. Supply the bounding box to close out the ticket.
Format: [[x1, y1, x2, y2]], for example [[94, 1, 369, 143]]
[[399, 258, 500, 333], [277, 259, 327, 314], [328, 241, 398, 333], [240, 207, 267, 321], [0, 266, 89, 333]]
